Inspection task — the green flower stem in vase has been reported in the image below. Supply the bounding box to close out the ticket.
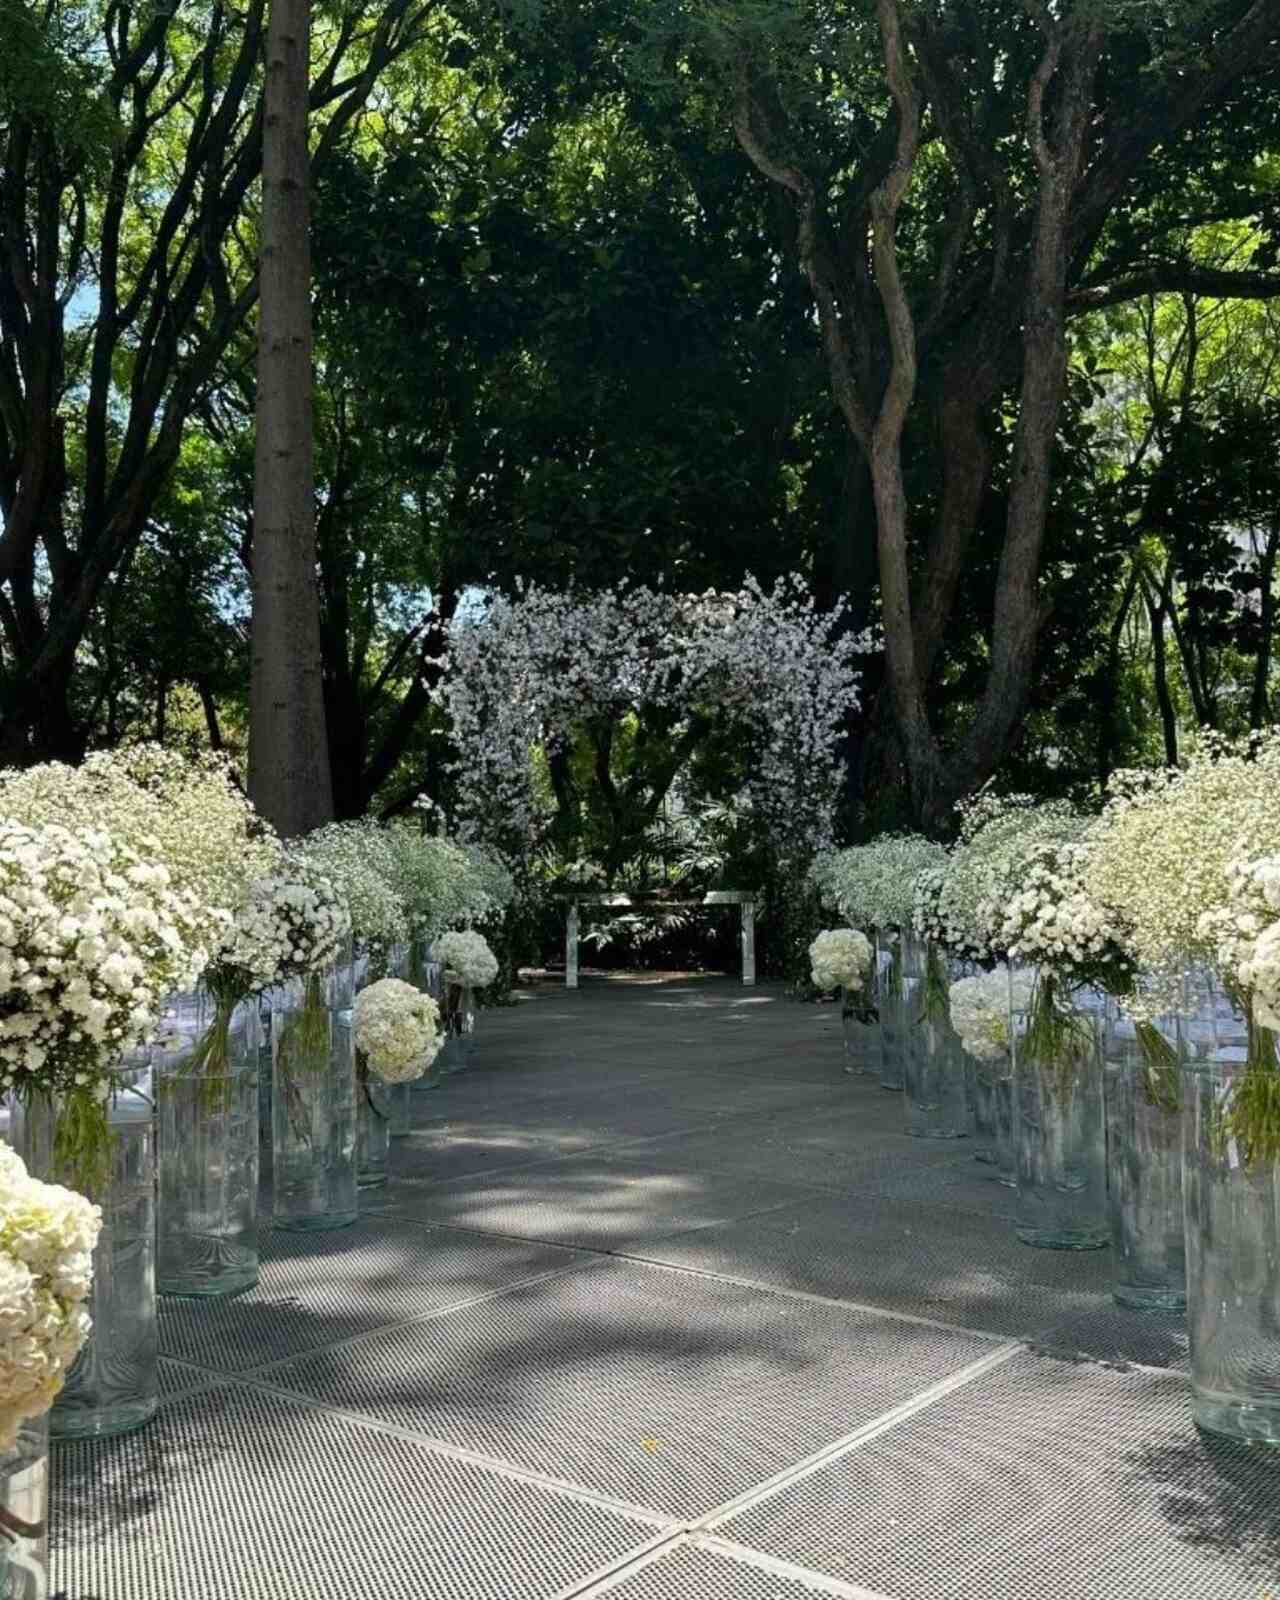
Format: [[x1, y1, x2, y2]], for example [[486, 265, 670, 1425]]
[[1012, 971, 1108, 1250], [1103, 1002, 1185, 1312], [1180, 979, 1280, 1443], [840, 966, 882, 1078], [12, 1074, 159, 1439], [155, 989, 260, 1298], [271, 952, 358, 1232], [877, 929, 907, 1092], [902, 937, 970, 1140], [438, 978, 475, 1076]]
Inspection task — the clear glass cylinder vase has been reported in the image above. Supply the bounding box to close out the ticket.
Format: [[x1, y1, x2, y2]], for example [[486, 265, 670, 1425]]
[[388, 944, 414, 1135], [840, 978, 882, 1078], [1012, 976, 1108, 1250], [11, 1075, 159, 1439], [410, 950, 444, 1094], [964, 1048, 1012, 1173], [1181, 991, 1280, 1444], [356, 1061, 391, 1188], [154, 991, 260, 1298], [0, 1413, 48, 1598], [272, 952, 358, 1232], [877, 930, 906, 1091], [438, 979, 475, 1075], [901, 937, 970, 1139], [1104, 1009, 1185, 1312]]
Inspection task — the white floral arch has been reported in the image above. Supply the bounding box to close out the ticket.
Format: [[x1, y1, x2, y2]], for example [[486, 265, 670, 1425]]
[[440, 575, 872, 858]]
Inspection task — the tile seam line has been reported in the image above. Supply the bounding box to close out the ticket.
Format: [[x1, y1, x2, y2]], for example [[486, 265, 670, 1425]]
[[174, 1253, 606, 1381], [551, 1531, 692, 1600], [693, 1340, 1024, 1533], [694, 1536, 904, 1600], [600, 1249, 1013, 1345], [221, 1369, 682, 1530], [358, 1194, 814, 1259]]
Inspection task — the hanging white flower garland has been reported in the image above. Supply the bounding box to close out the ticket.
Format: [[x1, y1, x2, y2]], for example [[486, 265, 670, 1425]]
[[440, 575, 872, 857]]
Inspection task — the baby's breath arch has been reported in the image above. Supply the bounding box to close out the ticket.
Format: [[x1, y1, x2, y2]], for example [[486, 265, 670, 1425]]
[[440, 575, 871, 858]]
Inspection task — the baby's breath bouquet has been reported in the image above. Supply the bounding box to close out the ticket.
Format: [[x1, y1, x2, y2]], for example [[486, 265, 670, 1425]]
[[813, 835, 946, 931], [297, 822, 407, 976], [0, 819, 208, 1192], [1087, 733, 1280, 1160]]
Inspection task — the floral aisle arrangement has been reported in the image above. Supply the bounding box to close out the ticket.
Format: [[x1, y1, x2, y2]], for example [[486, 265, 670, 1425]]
[[297, 823, 411, 1185], [249, 860, 357, 1232], [816, 834, 947, 1092], [0, 1145, 101, 1591], [1086, 734, 1280, 1437], [0, 818, 207, 1193], [808, 928, 876, 1077], [977, 826, 1124, 1250]]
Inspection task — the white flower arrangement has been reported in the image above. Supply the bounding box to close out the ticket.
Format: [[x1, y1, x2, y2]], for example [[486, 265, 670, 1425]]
[[809, 928, 874, 992], [296, 821, 407, 964], [429, 930, 499, 990], [384, 826, 504, 943], [1086, 733, 1280, 981], [949, 966, 1033, 1061], [0, 744, 278, 931], [981, 835, 1131, 986], [0, 819, 208, 1183], [812, 834, 947, 931], [913, 796, 1081, 959], [1204, 854, 1280, 1033], [217, 855, 351, 992], [0, 1143, 101, 1448], [352, 978, 442, 1082]]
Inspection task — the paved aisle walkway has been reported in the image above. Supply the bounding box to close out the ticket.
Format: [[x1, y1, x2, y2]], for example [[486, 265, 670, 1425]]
[[55, 977, 1277, 1599]]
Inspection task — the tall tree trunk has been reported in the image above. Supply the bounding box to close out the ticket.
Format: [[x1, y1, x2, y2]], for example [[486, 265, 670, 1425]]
[[1142, 571, 1179, 767], [249, 0, 334, 838], [1251, 524, 1279, 728]]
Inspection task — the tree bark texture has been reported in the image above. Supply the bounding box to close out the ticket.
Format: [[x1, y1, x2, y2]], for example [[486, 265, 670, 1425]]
[[249, 0, 335, 836]]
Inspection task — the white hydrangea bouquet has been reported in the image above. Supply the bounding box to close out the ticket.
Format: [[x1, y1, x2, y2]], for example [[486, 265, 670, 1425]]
[[0, 1144, 102, 1447], [949, 966, 1034, 1062], [429, 930, 499, 992], [0, 819, 208, 1191], [352, 979, 442, 1083], [808, 929, 873, 994]]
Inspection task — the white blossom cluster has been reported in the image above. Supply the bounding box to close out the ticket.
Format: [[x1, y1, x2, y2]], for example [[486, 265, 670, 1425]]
[[809, 928, 873, 992], [812, 834, 947, 930], [1086, 732, 1280, 978], [0, 744, 279, 930], [216, 855, 350, 991], [0, 819, 208, 1101], [429, 930, 499, 990], [296, 822, 407, 959], [949, 966, 1034, 1061], [913, 797, 1081, 959], [352, 978, 442, 1082], [440, 576, 871, 857], [0, 1143, 101, 1448], [1202, 854, 1280, 1032], [981, 836, 1129, 980]]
